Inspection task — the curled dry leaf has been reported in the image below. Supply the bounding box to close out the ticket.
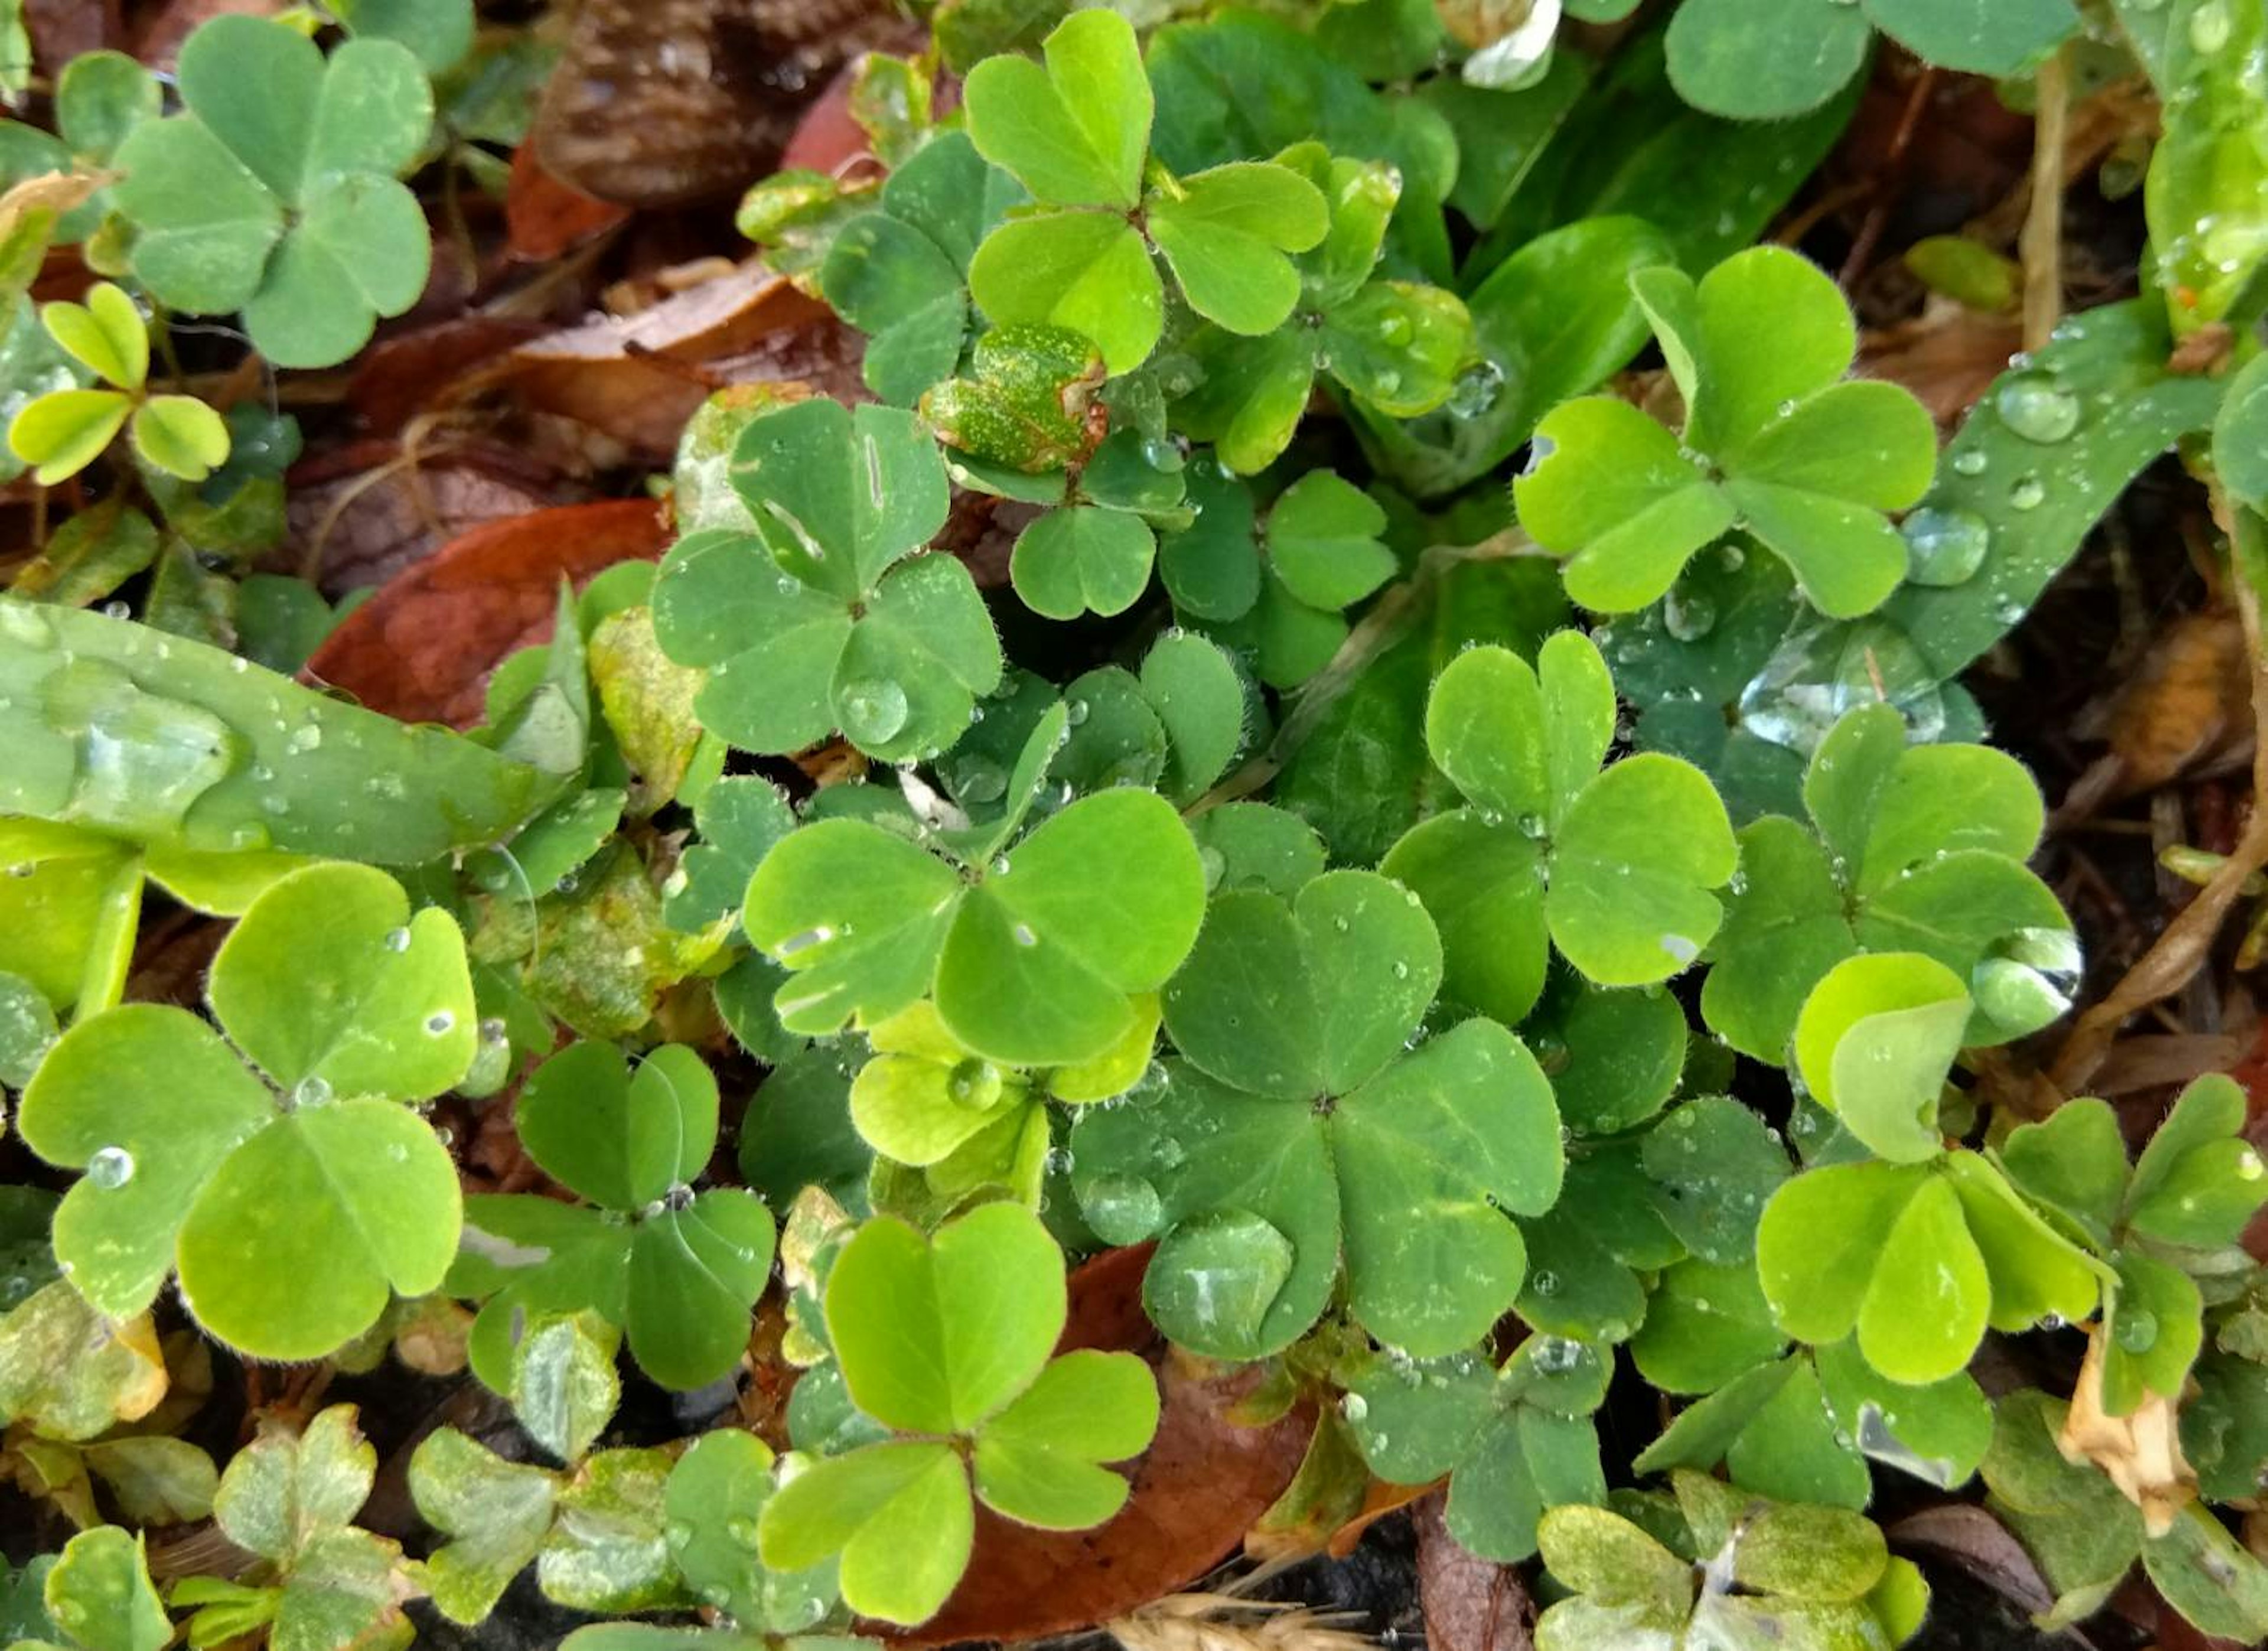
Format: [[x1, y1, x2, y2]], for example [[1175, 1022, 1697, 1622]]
[[887, 1244, 1317, 1646], [348, 317, 551, 437], [1415, 1491, 1535, 1651], [286, 438, 572, 594], [1887, 1503, 2055, 1617], [506, 141, 631, 264], [467, 263, 858, 456], [2061, 608, 2254, 820], [304, 497, 669, 725], [2058, 1330, 2198, 1537]]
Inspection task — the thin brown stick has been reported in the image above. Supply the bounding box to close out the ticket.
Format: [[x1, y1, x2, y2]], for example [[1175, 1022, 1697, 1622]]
[[2020, 47, 2070, 354]]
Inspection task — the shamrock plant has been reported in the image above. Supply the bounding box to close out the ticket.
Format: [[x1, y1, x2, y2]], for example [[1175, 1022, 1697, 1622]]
[[1172, 144, 1475, 475], [819, 131, 1028, 406], [6, 283, 230, 485], [962, 10, 1329, 374], [448, 1040, 777, 1392], [110, 16, 434, 368], [1381, 631, 1736, 1022], [1702, 704, 2071, 1066], [653, 398, 1002, 761], [1073, 870, 1565, 1359], [757, 1203, 1159, 1626], [1164, 466, 1400, 689], [168, 1406, 412, 1651], [744, 710, 1204, 1066], [1533, 1470, 1928, 1651], [853, 995, 1158, 1217], [18, 864, 472, 1358], [1342, 1333, 1609, 1562], [1516, 246, 1937, 618], [2000, 1076, 2268, 1415], [0, 51, 158, 255]]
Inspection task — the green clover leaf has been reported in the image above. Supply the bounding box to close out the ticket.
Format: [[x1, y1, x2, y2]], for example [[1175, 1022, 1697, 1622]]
[[1755, 1151, 2099, 1384], [19, 1526, 170, 1651], [653, 398, 1001, 761], [2000, 1076, 2267, 1415], [1700, 703, 2068, 1064], [1342, 1334, 1610, 1561], [1516, 246, 1937, 618], [757, 1204, 1159, 1626], [820, 132, 1029, 405], [17, 864, 472, 1359], [449, 1041, 775, 1392], [0, 49, 161, 248], [1383, 631, 1735, 1020], [745, 784, 1204, 1068], [963, 10, 1327, 373], [1002, 428, 1193, 621], [174, 1406, 411, 1651], [1172, 146, 1475, 475], [111, 17, 434, 369], [1075, 874, 1562, 1359], [1664, 0, 2074, 122]]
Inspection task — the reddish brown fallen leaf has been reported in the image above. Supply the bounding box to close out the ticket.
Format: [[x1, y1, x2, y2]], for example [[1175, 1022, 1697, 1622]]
[[285, 438, 572, 595], [778, 54, 876, 177], [888, 1245, 1316, 1646], [1415, 1492, 1536, 1651], [303, 497, 669, 727], [348, 317, 550, 437], [506, 142, 632, 263], [1861, 308, 2027, 429], [1887, 1504, 2055, 1617], [470, 263, 859, 456]]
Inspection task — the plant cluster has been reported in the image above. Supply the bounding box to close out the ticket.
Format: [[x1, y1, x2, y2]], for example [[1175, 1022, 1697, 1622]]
[[3, 1, 2268, 1648]]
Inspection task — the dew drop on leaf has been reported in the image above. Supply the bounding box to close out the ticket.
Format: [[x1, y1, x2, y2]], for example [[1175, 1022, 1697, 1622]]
[[2115, 1307, 2159, 1354], [1950, 450, 1987, 476], [1663, 585, 1717, 640], [840, 678, 911, 746], [382, 926, 412, 953], [2008, 475, 2046, 511], [1899, 506, 1991, 587], [1995, 373, 2083, 444], [425, 1010, 457, 1035], [87, 1145, 135, 1189], [1011, 922, 1038, 947], [1448, 359, 1506, 421], [1083, 1173, 1164, 1245], [294, 1075, 334, 1108]]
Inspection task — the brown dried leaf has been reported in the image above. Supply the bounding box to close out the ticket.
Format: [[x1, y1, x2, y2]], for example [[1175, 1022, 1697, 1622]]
[[1860, 307, 2027, 429], [1887, 1503, 2055, 1617], [347, 317, 549, 437], [1415, 1492, 1536, 1651], [285, 439, 570, 595], [304, 497, 669, 726], [888, 1245, 1316, 1646], [506, 141, 631, 263], [2058, 1330, 2197, 1538], [2063, 608, 2254, 817], [474, 263, 858, 456]]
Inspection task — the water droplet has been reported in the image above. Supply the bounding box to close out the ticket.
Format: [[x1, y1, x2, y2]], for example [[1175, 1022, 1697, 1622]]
[[956, 757, 1008, 805], [87, 1145, 135, 1189], [1066, 698, 1090, 727], [1514, 812, 1546, 839], [1530, 1269, 1560, 1297], [1083, 1174, 1165, 1245], [726, 1515, 760, 1546], [383, 926, 412, 953], [1950, 450, 1988, 477], [1663, 585, 1716, 641], [1011, 922, 1038, 947], [1446, 359, 1506, 421], [425, 1010, 457, 1035], [1342, 1391, 1370, 1422], [294, 1074, 334, 1108], [947, 1057, 1003, 1111], [840, 678, 910, 747], [2116, 1307, 2159, 1354], [2190, 0, 2231, 51], [286, 723, 322, 754], [102, 600, 130, 620], [1901, 506, 1991, 586], [1391, 961, 1409, 979], [2238, 1149, 2264, 1181], [1996, 373, 2083, 444], [777, 925, 835, 958], [2008, 474, 2046, 511]]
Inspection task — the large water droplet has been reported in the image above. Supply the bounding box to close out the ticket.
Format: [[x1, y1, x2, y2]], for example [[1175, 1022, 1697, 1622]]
[[1995, 373, 2083, 444], [1901, 506, 1991, 586], [1083, 1173, 1165, 1245], [2190, 0, 2231, 51], [1663, 585, 1716, 641], [2115, 1306, 2159, 1354], [293, 1074, 334, 1108], [1446, 359, 1506, 421], [839, 678, 910, 747], [1148, 1207, 1294, 1349], [87, 1145, 135, 1189], [947, 1057, 1003, 1112]]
